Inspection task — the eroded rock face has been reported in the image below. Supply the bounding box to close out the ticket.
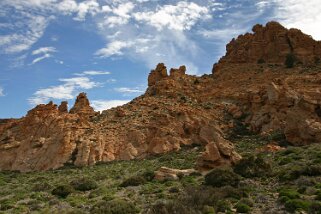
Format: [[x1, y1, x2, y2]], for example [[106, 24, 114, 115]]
[[215, 21, 321, 70]]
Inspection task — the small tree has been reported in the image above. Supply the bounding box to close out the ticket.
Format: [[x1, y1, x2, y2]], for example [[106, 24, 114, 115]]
[[285, 53, 296, 68]]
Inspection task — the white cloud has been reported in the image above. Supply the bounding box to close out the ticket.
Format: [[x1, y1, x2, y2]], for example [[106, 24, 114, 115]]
[[273, 0, 321, 40], [95, 40, 134, 57], [31, 53, 52, 64], [133, 1, 210, 31], [115, 87, 145, 94], [74, 0, 100, 21], [29, 77, 99, 105], [0, 14, 51, 54], [99, 2, 135, 28], [30, 46, 57, 64], [32, 46, 57, 55], [91, 100, 130, 111], [74, 70, 111, 76], [0, 87, 4, 96]]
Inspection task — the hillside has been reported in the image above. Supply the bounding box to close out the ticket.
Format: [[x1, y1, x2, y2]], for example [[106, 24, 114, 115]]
[[0, 21, 321, 213]]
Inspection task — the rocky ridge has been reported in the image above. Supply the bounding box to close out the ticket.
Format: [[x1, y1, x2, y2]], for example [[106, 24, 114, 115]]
[[0, 21, 321, 172]]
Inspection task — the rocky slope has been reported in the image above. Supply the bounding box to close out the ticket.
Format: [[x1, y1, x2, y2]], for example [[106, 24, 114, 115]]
[[0, 21, 320, 172]]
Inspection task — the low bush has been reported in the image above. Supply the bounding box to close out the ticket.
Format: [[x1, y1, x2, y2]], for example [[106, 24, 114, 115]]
[[120, 175, 146, 187], [233, 155, 272, 178], [51, 185, 73, 198], [205, 169, 240, 187], [70, 178, 98, 191], [284, 199, 311, 213], [146, 201, 197, 214], [91, 199, 139, 214], [235, 202, 251, 213], [278, 188, 300, 199]]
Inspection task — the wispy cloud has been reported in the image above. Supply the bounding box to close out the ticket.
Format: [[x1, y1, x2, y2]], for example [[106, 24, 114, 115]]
[[30, 46, 57, 64], [0, 15, 50, 54], [91, 100, 130, 111], [273, 0, 321, 40], [28, 77, 99, 105], [0, 86, 4, 97], [95, 40, 134, 58], [74, 70, 111, 76], [32, 47, 57, 55]]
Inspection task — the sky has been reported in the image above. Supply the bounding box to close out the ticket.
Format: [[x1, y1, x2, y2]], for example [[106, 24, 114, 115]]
[[0, 0, 321, 118]]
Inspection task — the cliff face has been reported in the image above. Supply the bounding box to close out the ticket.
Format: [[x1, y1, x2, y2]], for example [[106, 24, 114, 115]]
[[0, 21, 321, 172]]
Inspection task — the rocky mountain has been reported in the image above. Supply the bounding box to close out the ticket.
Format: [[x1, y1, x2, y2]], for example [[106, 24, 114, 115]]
[[0, 21, 320, 172]]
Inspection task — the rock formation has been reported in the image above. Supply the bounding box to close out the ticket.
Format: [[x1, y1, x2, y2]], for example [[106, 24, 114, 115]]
[[213, 21, 321, 73], [1, 21, 321, 172]]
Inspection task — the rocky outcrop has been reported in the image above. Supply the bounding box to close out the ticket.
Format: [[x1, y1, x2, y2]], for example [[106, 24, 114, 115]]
[[214, 21, 321, 73], [69, 93, 95, 117], [58, 101, 68, 113], [148, 63, 168, 86], [197, 136, 242, 171]]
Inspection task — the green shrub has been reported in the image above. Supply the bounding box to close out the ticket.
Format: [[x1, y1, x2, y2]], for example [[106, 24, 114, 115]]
[[279, 196, 290, 203], [284, 199, 311, 213], [315, 191, 321, 200], [51, 185, 73, 198], [216, 200, 231, 212], [120, 175, 146, 187], [0, 199, 14, 211], [70, 178, 98, 191], [146, 201, 197, 214], [235, 203, 251, 213], [285, 53, 296, 68], [233, 155, 272, 178], [91, 199, 139, 214], [303, 165, 321, 176], [238, 198, 254, 207], [278, 188, 300, 199], [142, 171, 155, 181], [32, 182, 52, 192], [202, 205, 215, 214], [205, 169, 240, 187]]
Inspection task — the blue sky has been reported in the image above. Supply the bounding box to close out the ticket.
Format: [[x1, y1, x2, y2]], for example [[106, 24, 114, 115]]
[[0, 0, 320, 118]]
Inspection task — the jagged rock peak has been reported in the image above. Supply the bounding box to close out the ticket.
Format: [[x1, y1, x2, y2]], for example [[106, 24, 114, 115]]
[[214, 21, 321, 73], [148, 63, 189, 87], [58, 101, 68, 113], [148, 63, 168, 86], [170, 65, 186, 78], [69, 92, 95, 116]]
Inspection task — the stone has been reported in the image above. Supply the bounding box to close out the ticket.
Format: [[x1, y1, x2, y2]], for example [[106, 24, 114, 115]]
[[154, 167, 196, 181]]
